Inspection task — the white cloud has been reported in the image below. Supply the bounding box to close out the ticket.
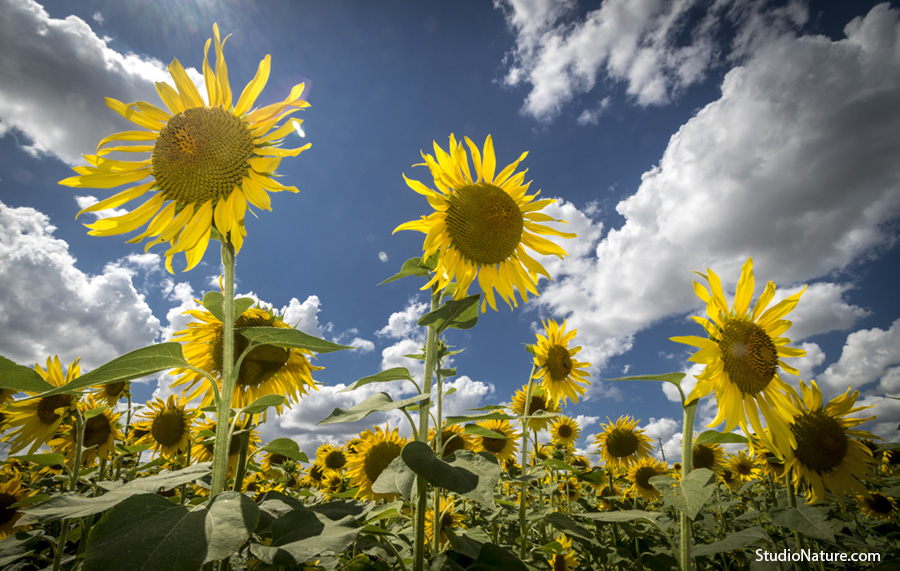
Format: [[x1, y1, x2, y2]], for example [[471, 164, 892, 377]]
[[281, 295, 326, 338], [0, 0, 207, 166], [349, 337, 375, 354], [851, 394, 900, 443], [0, 201, 161, 370], [533, 4, 900, 377], [496, 0, 809, 120], [641, 416, 680, 462], [784, 282, 871, 341], [792, 342, 826, 385], [818, 318, 900, 394], [377, 300, 428, 340]]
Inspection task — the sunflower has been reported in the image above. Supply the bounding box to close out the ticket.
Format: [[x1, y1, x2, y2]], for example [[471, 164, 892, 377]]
[[2, 356, 80, 454], [548, 534, 579, 571], [626, 457, 668, 501], [192, 418, 261, 477], [725, 450, 757, 480], [671, 257, 807, 457], [260, 451, 290, 477], [510, 385, 560, 432], [719, 467, 743, 491], [472, 419, 519, 462], [532, 442, 552, 463], [783, 380, 876, 504], [49, 396, 122, 466], [692, 441, 724, 472], [133, 395, 195, 458], [303, 461, 328, 489], [429, 424, 471, 458], [595, 416, 653, 469], [346, 425, 407, 502], [558, 477, 583, 502], [597, 483, 619, 511], [171, 305, 321, 418], [532, 319, 591, 406], [570, 455, 591, 470], [0, 477, 34, 539], [316, 443, 348, 475], [93, 381, 129, 407], [550, 415, 581, 448], [858, 493, 898, 520], [59, 24, 310, 272], [393, 134, 575, 312], [425, 496, 466, 549]]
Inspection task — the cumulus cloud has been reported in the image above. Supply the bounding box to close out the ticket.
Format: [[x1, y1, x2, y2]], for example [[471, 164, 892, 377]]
[[0, 0, 205, 166], [0, 201, 160, 370], [818, 318, 900, 394], [531, 4, 900, 382], [496, 0, 808, 120]]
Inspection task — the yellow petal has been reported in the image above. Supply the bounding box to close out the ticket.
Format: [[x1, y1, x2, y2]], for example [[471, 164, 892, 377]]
[[168, 58, 205, 108], [235, 55, 271, 116], [75, 181, 155, 218], [481, 135, 496, 183], [156, 81, 187, 116]]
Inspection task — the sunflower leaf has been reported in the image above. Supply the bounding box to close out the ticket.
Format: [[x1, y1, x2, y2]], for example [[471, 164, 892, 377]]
[[444, 411, 514, 426], [577, 509, 661, 523], [378, 256, 431, 285], [31, 343, 190, 398], [418, 294, 480, 334], [606, 372, 686, 386], [259, 438, 309, 463], [241, 394, 285, 415], [84, 491, 259, 570], [238, 327, 352, 354], [462, 424, 509, 439], [649, 468, 716, 520], [371, 454, 416, 500], [692, 526, 770, 557], [338, 367, 415, 393], [250, 506, 360, 565], [0, 355, 54, 393], [771, 505, 834, 542], [317, 392, 430, 425], [9, 452, 67, 468], [201, 291, 256, 323], [400, 442, 501, 507], [694, 429, 748, 446]]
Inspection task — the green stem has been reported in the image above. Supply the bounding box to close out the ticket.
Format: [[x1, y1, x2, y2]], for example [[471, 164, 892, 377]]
[[232, 414, 253, 492], [785, 472, 811, 570], [413, 286, 442, 571], [180, 442, 193, 506], [432, 369, 444, 554], [52, 408, 85, 571], [680, 400, 697, 571], [518, 363, 539, 560], [211, 241, 237, 497]]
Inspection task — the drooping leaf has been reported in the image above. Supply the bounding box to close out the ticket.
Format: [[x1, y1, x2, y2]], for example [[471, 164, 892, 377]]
[[400, 443, 501, 507], [201, 291, 256, 323], [238, 327, 352, 354], [338, 368, 415, 393], [259, 438, 308, 463], [9, 452, 67, 468], [467, 543, 529, 571], [33, 343, 189, 398], [444, 411, 515, 426], [317, 392, 429, 425], [0, 356, 53, 393], [417, 294, 480, 334], [241, 394, 285, 415], [694, 430, 748, 446], [378, 257, 431, 285], [251, 505, 360, 565], [606, 372, 686, 386], [545, 512, 596, 544], [578, 510, 661, 523], [371, 454, 416, 500], [649, 468, 715, 520], [84, 491, 259, 570], [771, 505, 834, 543], [692, 526, 770, 557], [19, 463, 212, 524]]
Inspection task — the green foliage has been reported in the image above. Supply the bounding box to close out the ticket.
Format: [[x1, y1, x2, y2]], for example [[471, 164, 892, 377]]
[[650, 468, 716, 520], [418, 294, 480, 334], [317, 392, 429, 425], [694, 429, 748, 446], [259, 437, 309, 463], [400, 442, 502, 507], [0, 355, 53, 393], [339, 367, 415, 393], [378, 256, 432, 285], [201, 291, 255, 322], [237, 326, 352, 354]]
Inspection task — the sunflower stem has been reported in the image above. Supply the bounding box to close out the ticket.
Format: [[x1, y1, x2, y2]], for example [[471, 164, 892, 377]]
[[211, 241, 237, 497], [52, 408, 85, 571], [233, 414, 253, 492], [518, 363, 539, 560], [679, 399, 697, 571], [413, 285, 442, 571]]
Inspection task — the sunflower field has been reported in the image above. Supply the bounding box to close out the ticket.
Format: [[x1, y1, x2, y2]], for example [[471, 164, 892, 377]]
[[2, 23, 900, 571]]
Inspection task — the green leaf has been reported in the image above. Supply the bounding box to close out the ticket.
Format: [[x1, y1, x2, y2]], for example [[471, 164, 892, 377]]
[[467, 543, 528, 571], [202, 291, 226, 322], [371, 455, 416, 500], [462, 424, 509, 439], [33, 343, 189, 398], [578, 510, 661, 523], [378, 257, 430, 285], [694, 430, 748, 446], [545, 512, 596, 544], [251, 505, 361, 565], [444, 411, 514, 426], [19, 463, 212, 525], [417, 294, 480, 334], [649, 468, 715, 520], [692, 526, 769, 557], [259, 438, 308, 463], [606, 372, 686, 386], [10, 452, 67, 467], [84, 491, 259, 570], [0, 355, 53, 393], [317, 392, 429, 425], [400, 442, 501, 507], [238, 327, 352, 354], [338, 368, 415, 393], [242, 394, 285, 415], [771, 505, 834, 542], [541, 459, 581, 473]]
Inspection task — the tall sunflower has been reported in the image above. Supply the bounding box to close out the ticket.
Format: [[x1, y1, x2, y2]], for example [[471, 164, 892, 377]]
[[595, 416, 653, 469], [316, 443, 348, 475], [425, 496, 466, 548], [393, 134, 575, 312], [549, 415, 581, 448], [2, 356, 80, 454], [429, 424, 471, 458], [192, 418, 261, 477], [346, 425, 407, 502], [510, 385, 560, 432], [691, 441, 725, 472], [472, 419, 519, 462], [171, 305, 321, 418], [0, 477, 33, 540], [724, 449, 758, 480], [783, 380, 876, 504], [59, 24, 310, 272], [857, 493, 898, 520], [532, 319, 591, 406], [50, 396, 122, 466], [548, 534, 579, 571], [93, 381, 129, 407], [670, 257, 806, 457], [626, 457, 668, 501], [133, 395, 195, 458]]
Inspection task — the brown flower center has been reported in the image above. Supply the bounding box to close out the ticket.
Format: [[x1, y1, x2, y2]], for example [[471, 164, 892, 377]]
[[151, 406, 187, 447], [445, 183, 523, 265], [718, 319, 778, 394], [212, 315, 290, 389], [83, 413, 113, 449], [606, 428, 639, 458], [692, 444, 717, 470], [363, 441, 403, 484], [481, 436, 508, 454], [36, 394, 74, 425], [547, 345, 573, 382], [791, 410, 848, 472]]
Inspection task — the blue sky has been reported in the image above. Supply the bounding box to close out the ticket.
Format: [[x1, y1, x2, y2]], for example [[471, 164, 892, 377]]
[[2, 0, 900, 460]]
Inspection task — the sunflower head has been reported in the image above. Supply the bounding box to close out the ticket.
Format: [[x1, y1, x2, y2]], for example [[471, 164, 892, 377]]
[[316, 443, 348, 474], [548, 534, 579, 571], [429, 424, 471, 458], [858, 493, 898, 520], [393, 134, 576, 312], [346, 425, 408, 502], [626, 457, 668, 501], [550, 415, 581, 448], [510, 385, 559, 432], [59, 24, 310, 272], [532, 319, 591, 406], [692, 442, 724, 472], [0, 478, 34, 540], [425, 496, 466, 548], [670, 257, 808, 458], [134, 395, 195, 458], [596, 416, 653, 469], [473, 419, 519, 462]]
